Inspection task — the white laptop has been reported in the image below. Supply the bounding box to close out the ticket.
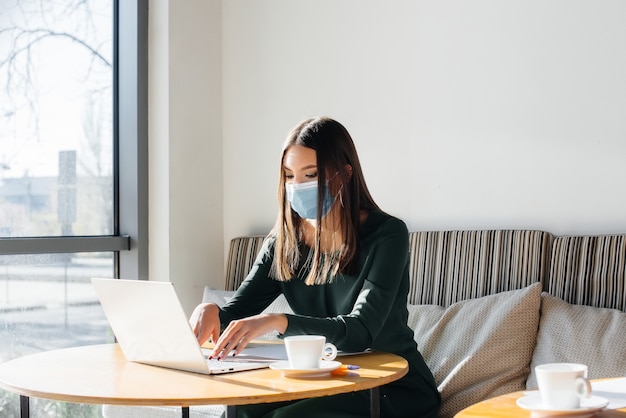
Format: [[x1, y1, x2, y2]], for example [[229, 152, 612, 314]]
[[91, 278, 283, 375]]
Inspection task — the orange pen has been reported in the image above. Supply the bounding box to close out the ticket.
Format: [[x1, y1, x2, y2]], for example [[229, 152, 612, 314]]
[[331, 364, 360, 376]]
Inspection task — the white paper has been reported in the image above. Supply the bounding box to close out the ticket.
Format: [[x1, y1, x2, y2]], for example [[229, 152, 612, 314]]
[[592, 377, 626, 409]]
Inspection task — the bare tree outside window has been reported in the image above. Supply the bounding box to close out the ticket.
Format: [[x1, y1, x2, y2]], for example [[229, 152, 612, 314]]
[[0, 1, 115, 417], [0, 0, 113, 238]]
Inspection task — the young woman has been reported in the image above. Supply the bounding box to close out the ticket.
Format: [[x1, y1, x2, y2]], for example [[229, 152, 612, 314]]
[[191, 117, 441, 417]]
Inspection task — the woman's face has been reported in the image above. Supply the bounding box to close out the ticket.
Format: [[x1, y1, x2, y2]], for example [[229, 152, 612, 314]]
[[283, 145, 319, 185]]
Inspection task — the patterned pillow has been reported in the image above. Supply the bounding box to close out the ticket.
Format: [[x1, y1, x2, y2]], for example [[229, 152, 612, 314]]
[[408, 282, 542, 418], [526, 292, 626, 389]]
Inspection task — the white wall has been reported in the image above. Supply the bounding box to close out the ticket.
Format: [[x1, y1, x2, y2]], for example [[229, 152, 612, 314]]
[[149, 0, 223, 313], [153, 1, 626, 313], [222, 0, 626, 239]]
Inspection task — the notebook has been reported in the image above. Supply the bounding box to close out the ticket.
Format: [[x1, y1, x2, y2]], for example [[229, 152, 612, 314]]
[[91, 278, 282, 375]]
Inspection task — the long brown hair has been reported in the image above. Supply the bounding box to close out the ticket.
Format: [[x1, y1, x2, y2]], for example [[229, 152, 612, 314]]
[[271, 117, 380, 284]]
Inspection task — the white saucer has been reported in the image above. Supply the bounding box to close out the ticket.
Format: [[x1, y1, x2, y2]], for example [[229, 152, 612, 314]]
[[269, 360, 342, 378], [516, 392, 609, 417]]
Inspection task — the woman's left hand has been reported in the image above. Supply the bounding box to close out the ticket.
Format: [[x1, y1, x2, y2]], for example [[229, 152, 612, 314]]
[[210, 313, 288, 359]]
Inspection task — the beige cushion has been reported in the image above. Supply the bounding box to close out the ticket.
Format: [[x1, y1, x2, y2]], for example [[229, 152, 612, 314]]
[[202, 287, 293, 340], [408, 282, 542, 418], [526, 292, 626, 389]]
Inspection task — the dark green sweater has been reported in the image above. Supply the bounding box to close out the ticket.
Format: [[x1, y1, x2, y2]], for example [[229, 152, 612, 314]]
[[219, 211, 440, 413]]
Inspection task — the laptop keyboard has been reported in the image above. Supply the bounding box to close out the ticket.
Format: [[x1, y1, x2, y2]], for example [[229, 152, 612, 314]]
[[206, 358, 246, 368], [205, 357, 270, 372]]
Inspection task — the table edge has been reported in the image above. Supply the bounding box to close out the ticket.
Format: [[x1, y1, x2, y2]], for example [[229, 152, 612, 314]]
[[0, 343, 409, 407]]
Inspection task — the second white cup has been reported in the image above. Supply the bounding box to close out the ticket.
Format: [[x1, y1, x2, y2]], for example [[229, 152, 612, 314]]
[[535, 363, 592, 409], [284, 335, 337, 369]]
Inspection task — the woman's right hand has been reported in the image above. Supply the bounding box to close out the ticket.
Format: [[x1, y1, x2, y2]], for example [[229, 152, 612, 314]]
[[189, 303, 221, 345]]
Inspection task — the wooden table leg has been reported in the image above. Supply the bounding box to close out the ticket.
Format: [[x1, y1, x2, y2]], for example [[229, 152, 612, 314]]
[[20, 395, 29, 418], [226, 405, 237, 417], [369, 387, 380, 418], [181, 406, 189, 418]]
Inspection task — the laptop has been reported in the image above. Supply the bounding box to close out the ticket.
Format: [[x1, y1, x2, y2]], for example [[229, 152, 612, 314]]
[[91, 278, 281, 375]]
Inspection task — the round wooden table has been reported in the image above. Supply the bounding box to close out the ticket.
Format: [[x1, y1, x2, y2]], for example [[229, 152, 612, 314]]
[[0, 343, 408, 418], [455, 380, 626, 418]]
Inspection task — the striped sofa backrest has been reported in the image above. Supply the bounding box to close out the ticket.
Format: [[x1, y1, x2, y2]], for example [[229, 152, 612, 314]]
[[225, 235, 266, 291], [407, 230, 553, 306], [548, 234, 626, 311]]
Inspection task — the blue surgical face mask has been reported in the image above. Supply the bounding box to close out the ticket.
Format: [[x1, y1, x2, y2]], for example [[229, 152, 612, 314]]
[[285, 180, 335, 220]]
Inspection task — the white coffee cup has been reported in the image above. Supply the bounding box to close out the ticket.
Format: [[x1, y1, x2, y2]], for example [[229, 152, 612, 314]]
[[535, 363, 592, 409], [284, 335, 337, 369]]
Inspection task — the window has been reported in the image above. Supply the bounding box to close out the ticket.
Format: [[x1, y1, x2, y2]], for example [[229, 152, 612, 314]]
[[0, 1, 147, 416]]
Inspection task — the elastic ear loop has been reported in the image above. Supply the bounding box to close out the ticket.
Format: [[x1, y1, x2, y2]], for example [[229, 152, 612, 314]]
[[338, 185, 345, 208]]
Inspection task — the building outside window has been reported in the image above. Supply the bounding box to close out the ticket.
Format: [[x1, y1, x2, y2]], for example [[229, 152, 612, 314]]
[[0, 1, 147, 416]]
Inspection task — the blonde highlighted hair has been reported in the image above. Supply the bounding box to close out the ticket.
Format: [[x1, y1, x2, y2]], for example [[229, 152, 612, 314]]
[[271, 117, 380, 285]]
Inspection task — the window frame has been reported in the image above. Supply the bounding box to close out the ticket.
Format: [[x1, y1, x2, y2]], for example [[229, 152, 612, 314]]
[[0, 0, 148, 280]]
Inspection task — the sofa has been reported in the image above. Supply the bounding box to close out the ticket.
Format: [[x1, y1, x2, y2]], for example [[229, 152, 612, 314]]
[[103, 229, 626, 418]]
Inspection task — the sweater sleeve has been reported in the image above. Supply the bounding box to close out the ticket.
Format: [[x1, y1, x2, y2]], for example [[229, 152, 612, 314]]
[[284, 217, 410, 352], [218, 237, 282, 326]]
